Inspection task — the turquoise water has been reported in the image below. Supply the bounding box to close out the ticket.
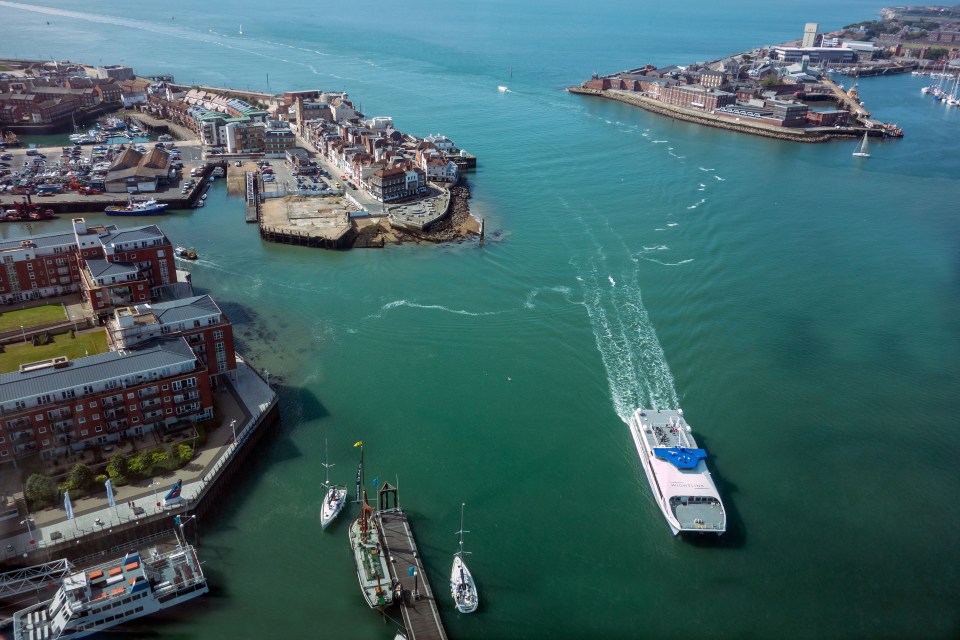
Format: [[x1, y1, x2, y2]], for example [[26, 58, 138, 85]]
[[2, 1, 959, 638]]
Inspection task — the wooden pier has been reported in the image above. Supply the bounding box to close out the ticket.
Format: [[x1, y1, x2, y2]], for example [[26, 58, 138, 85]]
[[377, 486, 448, 640]]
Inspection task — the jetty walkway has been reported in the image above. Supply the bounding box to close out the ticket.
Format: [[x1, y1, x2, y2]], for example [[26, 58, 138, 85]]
[[378, 507, 448, 640]]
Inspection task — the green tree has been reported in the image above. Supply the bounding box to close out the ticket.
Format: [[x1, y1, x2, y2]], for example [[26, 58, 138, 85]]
[[106, 452, 129, 479], [66, 463, 94, 491], [128, 452, 152, 478], [174, 443, 194, 465], [24, 473, 57, 508], [150, 447, 171, 467]]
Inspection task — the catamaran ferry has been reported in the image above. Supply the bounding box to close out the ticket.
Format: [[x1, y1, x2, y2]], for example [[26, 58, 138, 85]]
[[628, 408, 726, 535], [12, 544, 208, 639]]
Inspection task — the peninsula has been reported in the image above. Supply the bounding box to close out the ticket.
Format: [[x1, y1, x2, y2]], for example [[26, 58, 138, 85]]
[[568, 14, 960, 142], [1, 59, 481, 250]]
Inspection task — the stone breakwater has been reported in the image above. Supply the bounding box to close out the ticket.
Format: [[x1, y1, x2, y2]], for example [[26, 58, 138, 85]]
[[568, 87, 842, 143]]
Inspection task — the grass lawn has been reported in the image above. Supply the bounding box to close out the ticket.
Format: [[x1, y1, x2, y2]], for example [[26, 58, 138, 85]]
[[0, 304, 67, 333], [0, 330, 109, 374]]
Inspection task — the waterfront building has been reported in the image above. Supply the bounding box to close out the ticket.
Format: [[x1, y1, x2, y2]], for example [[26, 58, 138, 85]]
[[263, 126, 296, 157], [660, 84, 736, 111], [368, 162, 428, 202], [0, 338, 213, 462], [106, 295, 237, 377], [103, 147, 174, 193], [0, 219, 175, 309], [92, 65, 135, 82], [772, 47, 857, 64], [225, 120, 266, 154]]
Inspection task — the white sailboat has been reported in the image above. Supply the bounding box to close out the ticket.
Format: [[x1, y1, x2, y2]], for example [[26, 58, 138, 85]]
[[450, 503, 478, 614], [320, 439, 346, 529], [239, 24, 244, 35], [852, 133, 870, 158]]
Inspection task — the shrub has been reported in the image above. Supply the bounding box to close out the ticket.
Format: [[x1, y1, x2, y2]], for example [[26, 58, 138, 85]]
[[65, 463, 94, 492], [106, 452, 129, 479], [94, 474, 108, 485], [174, 443, 194, 465], [24, 473, 57, 510], [128, 452, 152, 478]]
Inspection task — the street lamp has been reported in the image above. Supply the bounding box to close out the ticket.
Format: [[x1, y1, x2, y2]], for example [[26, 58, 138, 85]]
[[21, 517, 35, 546], [152, 481, 161, 511], [230, 419, 237, 444], [20, 325, 27, 343]]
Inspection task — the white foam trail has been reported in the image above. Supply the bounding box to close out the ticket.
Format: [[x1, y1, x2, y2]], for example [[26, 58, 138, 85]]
[[699, 166, 714, 172], [714, 175, 726, 181], [667, 222, 678, 227], [609, 276, 616, 287], [574, 258, 678, 419], [687, 198, 707, 209], [366, 299, 504, 320], [652, 140, 668, 144], [698, 183, 706, 188], [637, 257, 694, 267]]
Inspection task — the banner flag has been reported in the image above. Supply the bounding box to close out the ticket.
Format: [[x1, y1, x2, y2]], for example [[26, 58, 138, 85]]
[[64, 491, 74, 520]]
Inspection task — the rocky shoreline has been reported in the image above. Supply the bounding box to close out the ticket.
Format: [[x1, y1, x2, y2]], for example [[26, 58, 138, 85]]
[[361, 180, 480, 247]]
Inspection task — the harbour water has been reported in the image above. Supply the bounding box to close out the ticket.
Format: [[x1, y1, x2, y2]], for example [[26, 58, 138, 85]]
[[2, 1, 959, 638]]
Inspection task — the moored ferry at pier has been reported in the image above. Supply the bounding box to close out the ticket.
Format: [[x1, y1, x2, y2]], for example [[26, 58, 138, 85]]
[[628, 408, 726, 535], [12, 544, 208, 639]]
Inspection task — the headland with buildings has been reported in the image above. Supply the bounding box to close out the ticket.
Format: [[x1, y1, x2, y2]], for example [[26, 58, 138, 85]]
[[1, 58, 481, 250], [570, 12, 960, 142]]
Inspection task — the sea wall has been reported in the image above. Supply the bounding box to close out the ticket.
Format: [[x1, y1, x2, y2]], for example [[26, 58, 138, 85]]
[[568, 87, 837, 143]]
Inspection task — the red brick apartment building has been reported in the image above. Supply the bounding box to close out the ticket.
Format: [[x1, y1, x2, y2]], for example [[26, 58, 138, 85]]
[[1, 218, 176, 315], [0, 339, 213, 461]]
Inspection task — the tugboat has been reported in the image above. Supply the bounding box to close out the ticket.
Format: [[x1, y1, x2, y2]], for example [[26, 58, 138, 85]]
[[175, 246, 198, 260]]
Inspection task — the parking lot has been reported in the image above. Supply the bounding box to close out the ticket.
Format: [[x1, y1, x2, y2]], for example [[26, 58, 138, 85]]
[[1, 139, 205, 210]]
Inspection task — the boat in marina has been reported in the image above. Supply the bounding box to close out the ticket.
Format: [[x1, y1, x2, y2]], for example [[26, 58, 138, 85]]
[[627, 408, 726, 535], [105, 198, 169, 216], [12, 540, 208, 640], [852, 133, 871, 158], [450, 502, 478, 613], [320, 439, 347, 530], [348, 443, 394, 608], [348, 496, 393, 608]]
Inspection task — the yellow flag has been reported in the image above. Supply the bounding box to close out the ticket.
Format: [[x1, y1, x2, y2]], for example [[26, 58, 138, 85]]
[[354, 441, 363, 447]]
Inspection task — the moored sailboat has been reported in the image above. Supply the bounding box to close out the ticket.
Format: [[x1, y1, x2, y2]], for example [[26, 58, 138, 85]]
[[320, 439, 346, 529], [450, 502, 478, 613]]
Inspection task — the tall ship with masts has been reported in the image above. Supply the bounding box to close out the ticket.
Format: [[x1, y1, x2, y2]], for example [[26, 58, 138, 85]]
[[628, 408, 726, 535], [347, 442, 395, 608]]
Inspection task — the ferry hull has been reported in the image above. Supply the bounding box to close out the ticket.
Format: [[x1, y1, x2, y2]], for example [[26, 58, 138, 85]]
[[628, 408, 726, 536]]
